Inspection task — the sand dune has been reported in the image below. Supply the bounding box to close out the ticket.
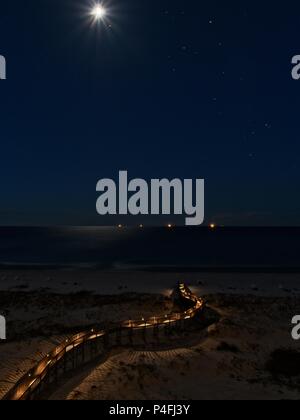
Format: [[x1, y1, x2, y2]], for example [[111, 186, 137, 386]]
[[1, 270, 300, 400]]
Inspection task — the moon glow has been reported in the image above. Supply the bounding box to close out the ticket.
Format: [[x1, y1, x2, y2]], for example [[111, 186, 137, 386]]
[[91, 4, 106, 20]]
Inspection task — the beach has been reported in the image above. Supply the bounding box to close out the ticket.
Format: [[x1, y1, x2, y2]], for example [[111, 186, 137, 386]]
[[1, 268, 300, 296], [1, 269, 300, 400]]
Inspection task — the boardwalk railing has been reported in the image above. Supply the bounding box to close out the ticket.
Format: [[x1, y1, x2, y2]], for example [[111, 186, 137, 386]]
[[3, 283, 204, 401]]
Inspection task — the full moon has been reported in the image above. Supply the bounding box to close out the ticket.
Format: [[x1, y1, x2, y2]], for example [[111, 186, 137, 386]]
[[91, 4, 106, 20]]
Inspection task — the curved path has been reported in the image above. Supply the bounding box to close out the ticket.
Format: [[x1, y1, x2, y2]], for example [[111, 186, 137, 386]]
[[3, 283, 204, 401]]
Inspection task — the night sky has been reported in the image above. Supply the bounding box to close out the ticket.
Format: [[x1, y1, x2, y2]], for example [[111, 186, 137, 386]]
[[0, 0, 300, 226]]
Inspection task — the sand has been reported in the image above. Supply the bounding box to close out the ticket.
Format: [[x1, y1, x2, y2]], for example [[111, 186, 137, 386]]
[[0, 269, 300, 296], [1, 269, 300, 400], [49, 294, 300, 400]]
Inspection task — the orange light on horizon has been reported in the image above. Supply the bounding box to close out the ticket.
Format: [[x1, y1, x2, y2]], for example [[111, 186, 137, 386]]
[[209, 223, 216, 229]]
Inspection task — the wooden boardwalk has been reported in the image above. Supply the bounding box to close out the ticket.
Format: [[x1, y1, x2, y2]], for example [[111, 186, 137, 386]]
[[3, 283, 204, 401]]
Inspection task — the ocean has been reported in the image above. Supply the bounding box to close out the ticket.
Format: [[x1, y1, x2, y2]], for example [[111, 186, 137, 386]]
[[0, 227, 299, 271]]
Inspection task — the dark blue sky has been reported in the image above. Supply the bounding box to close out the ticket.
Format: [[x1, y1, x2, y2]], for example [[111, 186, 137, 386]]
[[0, 0, 300, 226]]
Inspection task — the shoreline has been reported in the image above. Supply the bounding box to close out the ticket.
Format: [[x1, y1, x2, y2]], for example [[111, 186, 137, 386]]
[[1, 264, 300, 273]]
